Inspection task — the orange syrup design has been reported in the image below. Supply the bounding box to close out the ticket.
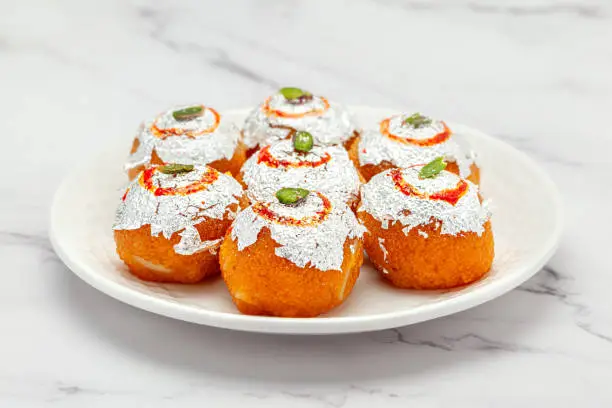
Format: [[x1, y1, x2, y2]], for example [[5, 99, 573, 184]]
[[380, 117, 451, 147], [139, 166, 219, 197], [262, 96, 330, 119], [257, 145, 331, 169], [150, 106, 221, 140], [253, 192, 333, 227], [389, 168, 468, 206]]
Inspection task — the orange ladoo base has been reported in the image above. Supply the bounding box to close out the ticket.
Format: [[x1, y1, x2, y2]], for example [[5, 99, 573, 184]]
[[358, 211, 494, 290], [114, 197, 247, 283], [219, 228, 363, 317]]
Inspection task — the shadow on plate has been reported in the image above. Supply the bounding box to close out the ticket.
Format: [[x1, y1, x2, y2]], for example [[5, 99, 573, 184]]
[[49, 253, 560, 385]]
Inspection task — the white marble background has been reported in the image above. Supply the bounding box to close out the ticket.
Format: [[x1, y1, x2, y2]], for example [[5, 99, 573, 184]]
[[1, 0, 611, 406]]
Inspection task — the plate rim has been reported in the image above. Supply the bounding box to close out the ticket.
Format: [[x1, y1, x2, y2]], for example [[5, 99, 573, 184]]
[[49, 106, 564, 335]]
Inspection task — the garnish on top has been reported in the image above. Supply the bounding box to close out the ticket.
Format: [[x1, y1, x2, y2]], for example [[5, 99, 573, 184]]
[[279, 87, 313, 104], [276, 187, 310, 205], [172, 105, 204, 121], [419, 157, 447, 179], [159, 163, 195, 175], [293, 130, 314, 153], [404, 113, 433, 129]]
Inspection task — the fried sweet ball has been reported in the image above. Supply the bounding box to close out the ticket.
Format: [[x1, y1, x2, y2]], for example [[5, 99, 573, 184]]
[[239, 138, 362, 211], [219, 191, 366, 317], [242, 87, 359, 155], [352, 113, 479, 183], [115, 220, 231, 283], [125, 105, 247, 180], [358, 166, 493, 290], [113, 164, 246, 283]]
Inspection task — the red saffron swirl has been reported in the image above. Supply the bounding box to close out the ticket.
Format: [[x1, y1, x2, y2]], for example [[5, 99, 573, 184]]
[[150, 106, 221, 139], [257, 145, 331, 169], [139, 166, 219, 197], [252, 192, 332, 227], [262, 96, 330, 119], [380, 117, 451, 146], [389, 168, 468, 206]]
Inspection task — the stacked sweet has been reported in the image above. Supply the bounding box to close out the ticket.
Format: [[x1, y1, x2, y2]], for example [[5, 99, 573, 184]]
[[112, 90, 494, 317]]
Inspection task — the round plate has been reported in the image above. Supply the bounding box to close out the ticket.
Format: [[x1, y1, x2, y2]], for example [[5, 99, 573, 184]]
[[49, 107, 563, 334]]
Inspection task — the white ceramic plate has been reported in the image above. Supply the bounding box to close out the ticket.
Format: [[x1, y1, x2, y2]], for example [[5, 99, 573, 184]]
[[49, 107, 563, 335]]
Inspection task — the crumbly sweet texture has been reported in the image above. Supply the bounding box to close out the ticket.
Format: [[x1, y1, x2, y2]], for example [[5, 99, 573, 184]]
[[447, 162, 480, 185], [219, 227, 363, 317], [349, 137, 480, 184], [358, 211, 494, 289], [342, 130, 360, 154], [115, 214, 234, 283], [127, 137, 247, 180]]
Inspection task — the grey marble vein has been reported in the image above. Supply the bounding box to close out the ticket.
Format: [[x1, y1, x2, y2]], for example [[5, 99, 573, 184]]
[[519, 266, 612, 346], [517, 265, 586, 314], [577, 322, 612, 345], [282, 391, 348, 408], [43, 382, 136, 403], [136, 5, 278, 88], [0, 231, 53, 253], [388, 328, 454, 351], [373, 0, 606, 18], [134, 4, 414, 104], [210, 49, 280, 88], [389, 329, 542, 353], [242, 391, 270, 400], [56, 385, 107, 397], [1, 0, 610, 405], [349, 385, 401, 398], [0, 34, 161, 104], [467, 3, 604, 19], [517, 265, 571, 300], [444, 333, 541, 353]]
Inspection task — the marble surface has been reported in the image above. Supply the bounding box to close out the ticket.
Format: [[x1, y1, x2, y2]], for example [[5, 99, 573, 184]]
[[1, 0, 611, 406]]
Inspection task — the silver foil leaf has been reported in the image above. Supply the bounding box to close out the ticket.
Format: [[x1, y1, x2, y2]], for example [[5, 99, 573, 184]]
[[358, 114, 475, 178], [230, 193, 365, 271], [359, 167, 490, 236], [242, 92, 357, 149], [241, 139, 361, 207], [113, 165, 243, 255], [125, 105, 239, 171]]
